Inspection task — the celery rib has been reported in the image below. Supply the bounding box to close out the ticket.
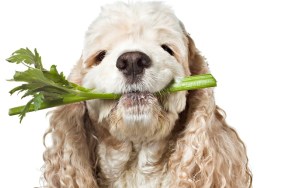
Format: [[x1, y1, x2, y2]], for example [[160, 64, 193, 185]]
[[8, 74, 216, 116]]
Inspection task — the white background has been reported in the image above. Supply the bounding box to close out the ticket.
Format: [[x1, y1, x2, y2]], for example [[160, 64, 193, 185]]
[[0, 0, 281, 187]]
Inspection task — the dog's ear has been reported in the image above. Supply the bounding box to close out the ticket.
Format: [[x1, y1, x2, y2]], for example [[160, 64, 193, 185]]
[[187, 33, 210, 75], [67, 56, 87, 85], [179, 22, 209, 75], [168, 26, 252, 187], [43, 57, 99, 187]]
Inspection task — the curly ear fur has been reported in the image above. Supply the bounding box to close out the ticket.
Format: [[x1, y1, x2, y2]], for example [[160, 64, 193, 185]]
[[43, 58, 99, 188], [169, 33, 252, 187]]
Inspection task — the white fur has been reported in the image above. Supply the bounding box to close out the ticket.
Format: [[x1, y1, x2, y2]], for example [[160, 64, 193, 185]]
[[44, 2, 252, 188], [82, 2, 187, 126]]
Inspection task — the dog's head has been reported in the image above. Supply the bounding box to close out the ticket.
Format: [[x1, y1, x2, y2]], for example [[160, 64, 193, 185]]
[[69, 2, 205, 142]]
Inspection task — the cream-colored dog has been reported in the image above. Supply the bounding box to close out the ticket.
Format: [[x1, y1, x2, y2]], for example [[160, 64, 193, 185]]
[[43, 2, 252, 188]]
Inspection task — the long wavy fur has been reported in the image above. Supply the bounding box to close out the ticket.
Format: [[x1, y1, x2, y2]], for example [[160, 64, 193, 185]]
[[42, 17, 252, 188], [43, 102, 99, 188], [168, 34, 252, 187], [43, 60, 99, 188]]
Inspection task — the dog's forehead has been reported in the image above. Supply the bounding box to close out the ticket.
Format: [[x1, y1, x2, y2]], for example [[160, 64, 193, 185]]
[[99, 2, 180, 29], [83, 2, 185, 61]]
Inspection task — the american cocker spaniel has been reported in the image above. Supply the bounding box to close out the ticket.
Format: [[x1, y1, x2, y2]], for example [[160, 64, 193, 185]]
[[43, 2, 252, 188]]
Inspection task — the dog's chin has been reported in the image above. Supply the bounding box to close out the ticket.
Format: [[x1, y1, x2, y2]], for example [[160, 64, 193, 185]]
[[107, 91, 172, 142]]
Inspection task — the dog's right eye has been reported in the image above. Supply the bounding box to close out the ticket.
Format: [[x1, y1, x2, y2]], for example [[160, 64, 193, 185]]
[[95, 50, 107, 64], [86, 50, 107, 67]]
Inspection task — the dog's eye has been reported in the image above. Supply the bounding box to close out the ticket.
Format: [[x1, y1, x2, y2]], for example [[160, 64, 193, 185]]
[[86, 50, 107, 67], [95, 50, 107, 64], [161, 44, 174, 56]]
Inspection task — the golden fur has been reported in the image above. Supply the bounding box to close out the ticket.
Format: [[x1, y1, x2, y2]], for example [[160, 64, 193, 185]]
[[43, 2, 252, 188]]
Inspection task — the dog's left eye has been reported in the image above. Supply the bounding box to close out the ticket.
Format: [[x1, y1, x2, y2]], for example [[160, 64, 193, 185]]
[[161, 44, 174, 56]]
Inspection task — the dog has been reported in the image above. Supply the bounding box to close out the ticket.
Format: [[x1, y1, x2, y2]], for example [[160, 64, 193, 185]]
[[43, 2, 252, 188]]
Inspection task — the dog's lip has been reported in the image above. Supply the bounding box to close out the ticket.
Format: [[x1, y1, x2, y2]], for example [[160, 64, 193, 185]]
[[119, 91, 155, 107], [122, 90, 150, 95], [120, 90, 153, 100]]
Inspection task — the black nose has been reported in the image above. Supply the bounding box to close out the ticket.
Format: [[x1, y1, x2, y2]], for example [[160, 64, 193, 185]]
[[116, 51, 151, 83]]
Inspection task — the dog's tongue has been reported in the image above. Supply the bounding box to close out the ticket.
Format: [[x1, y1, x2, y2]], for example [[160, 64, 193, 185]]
[[120, 92, 153, 107]]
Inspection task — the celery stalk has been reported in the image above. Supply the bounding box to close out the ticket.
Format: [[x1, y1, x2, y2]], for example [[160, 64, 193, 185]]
[[8, 74, 216, 116]]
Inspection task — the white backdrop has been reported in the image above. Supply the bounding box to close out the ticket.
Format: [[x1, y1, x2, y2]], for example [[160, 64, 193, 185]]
[[1, 0, 281, 187]]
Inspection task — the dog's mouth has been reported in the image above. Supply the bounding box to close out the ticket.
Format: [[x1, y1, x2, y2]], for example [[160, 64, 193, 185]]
[[119, 91, 156, 108], [115, 91, 159, 124], [106, 81, 172, 119]]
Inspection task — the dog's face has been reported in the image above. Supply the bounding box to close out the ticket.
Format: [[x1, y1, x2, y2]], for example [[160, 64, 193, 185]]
[[81, 2, 191, 142]]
